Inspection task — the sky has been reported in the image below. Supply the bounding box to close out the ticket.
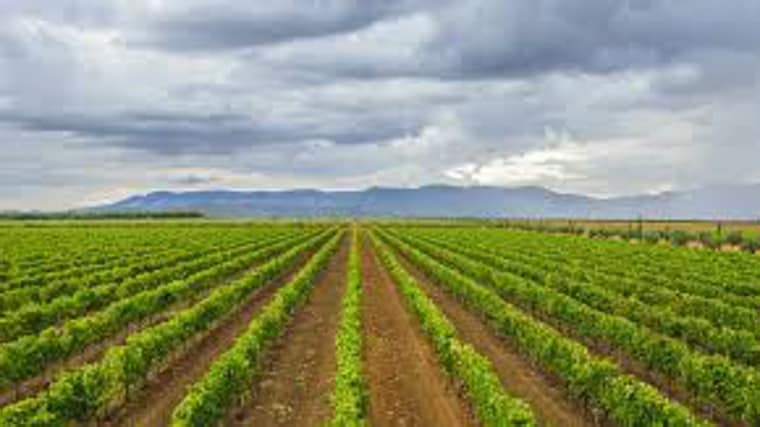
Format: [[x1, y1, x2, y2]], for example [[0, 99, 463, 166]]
[[1, 0, 759, 210]]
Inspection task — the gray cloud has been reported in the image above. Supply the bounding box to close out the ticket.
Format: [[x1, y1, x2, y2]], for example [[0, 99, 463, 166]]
[[1, 0, 760, 210], [133, 0, 439, 51], [168, 174, 219, 186], [254, 0, 760, 81], [423, 0, 760, 78], [0, 108, 423, 155]]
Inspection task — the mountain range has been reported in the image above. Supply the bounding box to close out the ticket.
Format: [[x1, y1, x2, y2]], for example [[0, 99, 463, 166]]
[[93, 183, 760, 219]]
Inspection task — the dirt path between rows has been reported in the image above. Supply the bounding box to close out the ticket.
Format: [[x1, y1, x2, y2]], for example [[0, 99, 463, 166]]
[[361, 237, 476, 427], [395, 252, 598, 427], [100, 250, 316, 427], [226, 237, 349, 427]]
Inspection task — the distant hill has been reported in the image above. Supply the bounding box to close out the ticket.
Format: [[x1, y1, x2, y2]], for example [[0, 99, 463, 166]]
[[92, 183, 760, 219]]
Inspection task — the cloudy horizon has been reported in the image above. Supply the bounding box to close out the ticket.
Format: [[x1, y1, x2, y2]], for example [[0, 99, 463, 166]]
[[2, 1, 759, 210]]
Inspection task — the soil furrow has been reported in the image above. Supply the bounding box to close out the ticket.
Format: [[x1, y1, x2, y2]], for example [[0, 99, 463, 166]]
[[99, 251, 315, 427], [225, 237, 349, 427], [361, 237, 475, 427], [395, 251, 599, 427]]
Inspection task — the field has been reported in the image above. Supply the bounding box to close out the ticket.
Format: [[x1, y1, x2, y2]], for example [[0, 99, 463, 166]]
[[1, 221, 760, 426], [502, 218, 760, 251]]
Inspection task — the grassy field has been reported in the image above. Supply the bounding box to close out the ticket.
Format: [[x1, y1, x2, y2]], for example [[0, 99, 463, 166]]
[[1, 220, 759, 426], [521, 218, 760, 235]]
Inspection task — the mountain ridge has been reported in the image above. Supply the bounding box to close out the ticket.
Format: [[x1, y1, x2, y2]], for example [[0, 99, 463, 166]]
[[93, 183, 760, 219]]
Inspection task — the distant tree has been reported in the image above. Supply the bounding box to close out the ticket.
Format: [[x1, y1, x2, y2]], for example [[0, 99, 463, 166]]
[[698, 231, 720, 249], [669, 230, 691, 246], [725, 231, 744, 246], [740, 237, 760, 253]]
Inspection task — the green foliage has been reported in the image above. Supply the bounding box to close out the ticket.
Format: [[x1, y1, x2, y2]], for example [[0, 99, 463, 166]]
[[0, 232, 303, 343], [697, 231, 721, 249], [503, 220, 760, 253], [403, 231, 760, 366], [372, 233, 537, 427], [0, 229, 336, 425], [643, 230, 664, 244], [378, 229, 710, 426], [0, 211, 205, 220], [725, 231, 744, 246], [330, 228, 368, 427], [670, 230, 693, 246], [170, 232, 342, 427], [0, 231, 325, 392], [387, 227, 760, 423], [740, 236, 760, 253], [3, 221, 760, 427]]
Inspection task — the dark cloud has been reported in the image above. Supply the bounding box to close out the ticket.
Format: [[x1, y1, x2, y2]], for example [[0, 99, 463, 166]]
[[263, 0, 760, 81], [1, 0, 760, 210], [0, 109, 422, 155], [136, 0, 438, 51], [168, 174, 219, 185], [427, 0, 759, 78]]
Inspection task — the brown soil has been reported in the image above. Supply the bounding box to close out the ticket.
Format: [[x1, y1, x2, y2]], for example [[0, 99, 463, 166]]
[[360, 237, 476, 427], [98, 249, 316, 427], [396, 254, 598, 427], [225, 237, 349, 427]]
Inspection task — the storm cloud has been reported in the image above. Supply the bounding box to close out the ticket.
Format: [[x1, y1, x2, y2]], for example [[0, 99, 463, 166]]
[[1, 0, 759, 209]]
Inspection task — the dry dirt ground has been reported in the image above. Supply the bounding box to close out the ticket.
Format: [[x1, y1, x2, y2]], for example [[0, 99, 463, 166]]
[[360, 237, 476, 427], [225, 238, 349, 427], [396, 253, 598, 427]]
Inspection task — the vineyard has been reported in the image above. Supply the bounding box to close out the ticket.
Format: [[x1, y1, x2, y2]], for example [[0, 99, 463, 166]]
[[1, 221, 760, 426]]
